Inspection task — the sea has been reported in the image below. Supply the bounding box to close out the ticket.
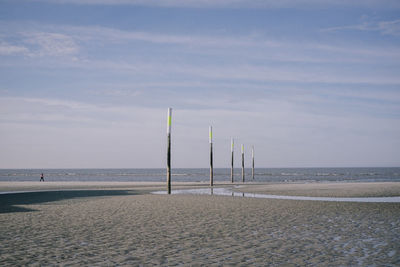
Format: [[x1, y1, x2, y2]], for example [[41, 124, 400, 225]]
[[0, 168, 399, 183]]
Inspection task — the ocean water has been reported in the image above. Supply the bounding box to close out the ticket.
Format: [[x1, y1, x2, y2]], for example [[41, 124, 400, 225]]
[[0, 168, 399, 183]]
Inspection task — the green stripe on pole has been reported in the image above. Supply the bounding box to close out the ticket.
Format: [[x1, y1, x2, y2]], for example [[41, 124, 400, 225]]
[[167, 108, 172, 134]]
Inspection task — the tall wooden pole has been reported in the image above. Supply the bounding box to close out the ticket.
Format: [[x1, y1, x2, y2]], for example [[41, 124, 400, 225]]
[[167, 108, 172, 194], [252, 145, 255, 180], [241, 144, 245, 183], [231, 138, 234, 183], [209, 126, 213, 187]]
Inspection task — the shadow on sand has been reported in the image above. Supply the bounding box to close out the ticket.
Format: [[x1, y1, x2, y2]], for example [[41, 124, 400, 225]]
[[0, 190, 138, 214]]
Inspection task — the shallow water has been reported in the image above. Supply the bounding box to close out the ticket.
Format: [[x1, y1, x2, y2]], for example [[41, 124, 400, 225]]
[[2, 187, 399, 203], [152, 187, 400, 203]]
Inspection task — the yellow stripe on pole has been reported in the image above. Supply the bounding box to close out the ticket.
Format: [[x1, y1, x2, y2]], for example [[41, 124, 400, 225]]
[[209, 126, 212, 143]]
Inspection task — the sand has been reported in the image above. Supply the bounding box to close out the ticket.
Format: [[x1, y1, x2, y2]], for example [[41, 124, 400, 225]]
[[0, 182, 399, 266]]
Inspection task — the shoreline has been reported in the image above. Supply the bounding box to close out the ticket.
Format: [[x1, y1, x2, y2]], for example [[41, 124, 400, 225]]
[[2, 183, 400, 203], [1, 181, 400, 197]]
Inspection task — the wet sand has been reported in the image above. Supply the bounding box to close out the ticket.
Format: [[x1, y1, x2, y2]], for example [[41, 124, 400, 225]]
[[0, 182, 399, 266], [235, 182, 400, 197]]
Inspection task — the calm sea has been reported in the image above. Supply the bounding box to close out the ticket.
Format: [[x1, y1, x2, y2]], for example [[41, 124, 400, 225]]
[[0, 168, 399, 183]]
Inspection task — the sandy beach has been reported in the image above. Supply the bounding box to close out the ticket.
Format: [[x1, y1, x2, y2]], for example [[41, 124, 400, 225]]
[[1, 182, 399, 266]]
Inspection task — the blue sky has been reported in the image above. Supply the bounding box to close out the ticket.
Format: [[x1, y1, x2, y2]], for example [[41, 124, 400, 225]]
[[0, 0, 399, 168]]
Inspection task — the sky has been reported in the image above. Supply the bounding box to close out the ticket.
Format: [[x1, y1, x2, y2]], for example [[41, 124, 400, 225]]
[[0, 0, 400, 168]]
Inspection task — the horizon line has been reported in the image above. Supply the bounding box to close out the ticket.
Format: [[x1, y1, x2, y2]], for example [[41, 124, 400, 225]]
[[1, 166, 399, 170]]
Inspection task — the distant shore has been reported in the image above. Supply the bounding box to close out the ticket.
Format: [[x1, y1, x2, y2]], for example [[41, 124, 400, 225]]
[[1, 181, 399, 265]]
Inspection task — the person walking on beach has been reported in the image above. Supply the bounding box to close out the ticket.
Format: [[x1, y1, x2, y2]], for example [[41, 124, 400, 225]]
[[40, 173, 44, 182]]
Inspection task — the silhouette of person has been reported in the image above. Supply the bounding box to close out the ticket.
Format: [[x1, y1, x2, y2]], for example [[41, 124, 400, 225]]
[[40, 173, 44, 182]]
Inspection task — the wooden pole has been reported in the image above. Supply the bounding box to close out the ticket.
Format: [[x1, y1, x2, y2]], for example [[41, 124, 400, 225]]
[[241, 144, 245, 183], [167, 108, 172, 194], [231, 138, 234, 183], [209, 126, 213, 187], [252, 145, 255, 180]]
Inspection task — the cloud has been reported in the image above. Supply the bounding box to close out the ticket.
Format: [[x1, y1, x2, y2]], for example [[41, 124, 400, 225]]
[[378, 19, 400, 36], [23, 0, 400, 8], [1, 26, 399, 91], [0, 28, 80, 57], [0, 97, 100, 125], [0, 42, 29, 55], [89, 88, 142, 97], [45, 24, 400, 61], [59, 24, 277, 48], [23, 32, 79, 57], [22, 97, 96, 110], [67, 59, 400, 86], [2, 23, 400, 64], [322, 18, 400, 36]]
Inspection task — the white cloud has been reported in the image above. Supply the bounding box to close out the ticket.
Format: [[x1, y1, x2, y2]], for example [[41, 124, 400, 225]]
[[60, 24, 277, 48], [1, 27, 399, 88], [89, 89, 142, 98], [2, 23, 400, 64], [378, 19, 400, 36], [22, 97, 96, 110], [70, 59, 400, 86], [0, 41, 29, 55], [23, 32, 79, 57], [24, 0, 400, 9], [56, 24, 399, 58], [0, 29, 80, 58], [3, 24, 391, 86], [322, 18, 400, 36], [0, 97, 98, 125], [0, 96, 162, 126]]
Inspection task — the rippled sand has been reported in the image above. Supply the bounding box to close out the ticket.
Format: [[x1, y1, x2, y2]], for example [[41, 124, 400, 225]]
[[0, 182, 399, 266]]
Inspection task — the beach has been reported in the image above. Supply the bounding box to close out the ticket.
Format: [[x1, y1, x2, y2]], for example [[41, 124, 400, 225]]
[[1, 182, 399, 266]]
